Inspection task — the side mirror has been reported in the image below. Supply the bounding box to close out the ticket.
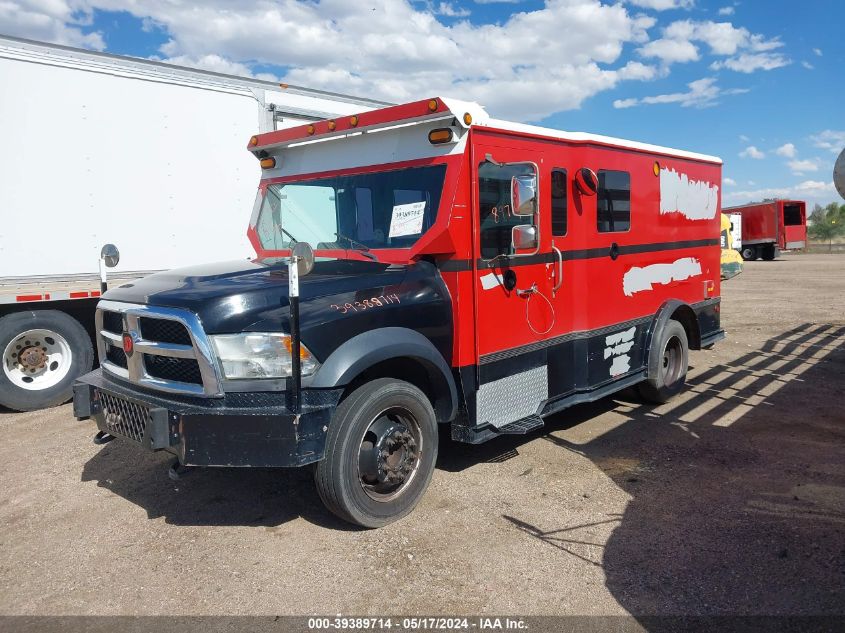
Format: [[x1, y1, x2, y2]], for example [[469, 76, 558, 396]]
[[575, 167, 598, 196], [511, 174, 538, 216], [291, 241, 315, 277], [100, 243, 120, 268], [512, 224, 538, 251]]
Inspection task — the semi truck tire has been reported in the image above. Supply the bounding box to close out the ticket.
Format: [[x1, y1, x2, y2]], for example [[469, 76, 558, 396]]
[[762, 245, 778, 260], [638, 319, 689, 404], [315, 378, 438, 528], [740, 246, 758, 261], [0, 310, 94, 412]]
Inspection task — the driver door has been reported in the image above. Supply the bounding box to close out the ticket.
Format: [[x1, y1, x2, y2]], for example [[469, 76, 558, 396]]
[[472, 141, 558, 429]]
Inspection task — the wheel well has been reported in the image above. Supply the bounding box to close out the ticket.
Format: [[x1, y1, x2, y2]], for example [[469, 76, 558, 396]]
[[341, 357, 453, 423], [670, 304, 701, 350]]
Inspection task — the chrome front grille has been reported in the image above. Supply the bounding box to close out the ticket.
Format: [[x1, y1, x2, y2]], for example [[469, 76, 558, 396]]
[[95, 300, 223, 397]]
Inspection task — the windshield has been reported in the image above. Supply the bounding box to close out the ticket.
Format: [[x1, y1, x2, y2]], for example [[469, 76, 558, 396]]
[[255, 164, 447, 252]]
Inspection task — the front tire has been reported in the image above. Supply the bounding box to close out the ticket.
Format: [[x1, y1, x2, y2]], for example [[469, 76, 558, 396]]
[[740, 246, 758, 261], [315, 378, 438, 528], [638, 320, 689, 404], [0, 310, 93, 411]]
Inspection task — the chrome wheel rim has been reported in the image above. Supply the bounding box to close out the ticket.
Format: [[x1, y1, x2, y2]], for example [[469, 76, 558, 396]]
[[357, 406, 423, 502], [3, 328, 73, 390]]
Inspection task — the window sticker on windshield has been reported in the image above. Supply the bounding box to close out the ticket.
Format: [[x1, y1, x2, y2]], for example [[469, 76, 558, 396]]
[[388, 201, 426, 237]]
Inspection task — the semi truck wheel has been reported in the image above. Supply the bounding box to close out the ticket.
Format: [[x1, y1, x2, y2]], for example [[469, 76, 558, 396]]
[[315, 378, 438, 528], [0, 311, 93, 412], [638, 320, 689, 404], [740, 246, 758, 261]]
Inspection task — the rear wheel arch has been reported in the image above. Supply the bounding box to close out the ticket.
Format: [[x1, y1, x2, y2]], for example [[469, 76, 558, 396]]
[[644, 300, 700, 362]]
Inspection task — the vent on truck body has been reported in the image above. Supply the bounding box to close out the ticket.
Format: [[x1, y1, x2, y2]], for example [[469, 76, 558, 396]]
[[95, 300, 223, 397]]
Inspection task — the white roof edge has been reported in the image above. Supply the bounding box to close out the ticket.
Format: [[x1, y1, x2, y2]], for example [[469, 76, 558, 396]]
[[483, 118, 722, 164], [0, 33, 390, 109]]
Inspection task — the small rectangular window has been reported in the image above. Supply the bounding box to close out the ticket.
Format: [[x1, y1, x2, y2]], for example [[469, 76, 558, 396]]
[[783, 204, 803, 226], [551, 169, 567, 236], [597, 170, 630, 233]]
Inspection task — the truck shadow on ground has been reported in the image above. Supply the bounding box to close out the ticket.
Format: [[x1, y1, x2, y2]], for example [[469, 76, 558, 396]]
[[487, 322, 845, 618]]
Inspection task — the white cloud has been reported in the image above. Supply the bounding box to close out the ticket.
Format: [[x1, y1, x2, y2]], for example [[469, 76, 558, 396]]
[[156, 54, 278, 81], [628, 0, 695, 10], [723, 180, 837, 207], [0, 0, 661, 122], [813, 47, 823, 56], [711, 51, 790, 73], [810, 130, 845, 154], [787, 159, 819, 174], [739, 134, 750, 142], [0, 0, 105, 49], [775, 143, 796, 158], [637, 18, 787, 71], [612, 76, 747, 109], [717, 6, 734, 15], [723, 177, 736, 186], [801, 61, 814, 70], [435, 2, 471, 18], [739, 145, 765, 159]]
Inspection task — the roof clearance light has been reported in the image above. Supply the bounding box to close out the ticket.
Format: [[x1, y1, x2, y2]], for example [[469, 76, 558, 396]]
[[428, 128, 454, 145], [463, 112, 473, 125], [249, 136, 259, 147], [307, 124, 315, 135], [653, 161, 661, 177], [428, 99, 438, 112], [350, 115, 359, 127], [260, 157, 277, 170], [327, 120, 337, 131]]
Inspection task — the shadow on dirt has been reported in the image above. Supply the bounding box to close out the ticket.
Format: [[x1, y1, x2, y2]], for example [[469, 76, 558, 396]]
[[497, 322, 845, 617]]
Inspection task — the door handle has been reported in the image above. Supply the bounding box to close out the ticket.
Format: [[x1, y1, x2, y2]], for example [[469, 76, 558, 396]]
[[551, 246, 563, 295]]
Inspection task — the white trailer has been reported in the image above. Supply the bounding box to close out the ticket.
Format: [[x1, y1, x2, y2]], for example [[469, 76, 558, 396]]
[[0, 34, 387, 411]]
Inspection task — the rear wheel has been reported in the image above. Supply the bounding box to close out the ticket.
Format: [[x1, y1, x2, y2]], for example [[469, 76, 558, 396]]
[[0, 311, 93, 411], [740, 246, 758, 261], [315, 378, 438, 528], [638, 320, 689, 404]]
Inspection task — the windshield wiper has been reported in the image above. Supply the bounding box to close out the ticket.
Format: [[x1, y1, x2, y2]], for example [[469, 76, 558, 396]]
[[335, 232, 378, 261]]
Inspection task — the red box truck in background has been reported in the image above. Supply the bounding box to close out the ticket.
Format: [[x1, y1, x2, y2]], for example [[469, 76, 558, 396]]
[[723, 200, 807, 261]]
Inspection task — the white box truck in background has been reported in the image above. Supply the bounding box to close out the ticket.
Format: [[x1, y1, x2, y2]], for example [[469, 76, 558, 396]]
[[0, 34, 387, 411]]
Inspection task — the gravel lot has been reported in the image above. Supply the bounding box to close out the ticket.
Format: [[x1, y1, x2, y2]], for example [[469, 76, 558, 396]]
[[1, 253, 843, 617]]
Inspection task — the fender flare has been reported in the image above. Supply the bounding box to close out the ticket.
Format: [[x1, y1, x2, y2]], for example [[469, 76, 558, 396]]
[[643, 300, 698, 380], [309, 327, 457, 423]]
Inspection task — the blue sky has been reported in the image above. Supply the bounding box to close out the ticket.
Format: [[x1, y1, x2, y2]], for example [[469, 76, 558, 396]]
[[2, 0, 842, 207]]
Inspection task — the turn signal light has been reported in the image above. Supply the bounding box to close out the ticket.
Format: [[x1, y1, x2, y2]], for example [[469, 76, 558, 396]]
[[653, 161, 661, 177], [427, 99, 438, 112], [249, 135, 259, 147], [428, 128, 454, 144], [307, 124, 315, 135], [463, 112, 473, 125], [260, 157, 277, 169], [350, 115, 359, 127], [327, 120, 337, 131], [282, 336, 313, 360]]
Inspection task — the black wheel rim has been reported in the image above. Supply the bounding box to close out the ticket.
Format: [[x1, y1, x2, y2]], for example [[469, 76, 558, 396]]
[[660, 336, 683, 388], [357, 406, 423, 502]]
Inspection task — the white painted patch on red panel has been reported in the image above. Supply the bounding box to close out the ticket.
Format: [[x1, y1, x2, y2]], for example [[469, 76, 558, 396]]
[[660, 167, 719, 220], [479, 272, 503, 290], [605, 326, 636, 377], [623, 257, 702, 297]]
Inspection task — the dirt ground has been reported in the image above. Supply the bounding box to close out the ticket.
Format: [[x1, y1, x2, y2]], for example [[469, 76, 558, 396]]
[[1, 253, 843, 618]]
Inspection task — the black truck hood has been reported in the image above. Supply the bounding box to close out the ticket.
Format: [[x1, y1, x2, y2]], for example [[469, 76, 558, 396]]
[[104, 257, 408, 334]]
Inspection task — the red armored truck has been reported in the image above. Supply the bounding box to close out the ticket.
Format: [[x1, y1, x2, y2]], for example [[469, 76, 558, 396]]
[[723, 200, 807, 261], [74, 97, 725, 526]]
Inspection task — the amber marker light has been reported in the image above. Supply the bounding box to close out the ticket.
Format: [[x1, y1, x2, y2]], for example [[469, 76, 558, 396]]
[[249, 135, 259, 147], [463, 112, 473, 125], [307, 124, 315, 135], [260, 157, 277, 169], [428, 128, 454, 144], [350, 115, 359, 127], [427, 99, 438, 112], [327, 120, 337, 131], [653, 161, 661, 177]]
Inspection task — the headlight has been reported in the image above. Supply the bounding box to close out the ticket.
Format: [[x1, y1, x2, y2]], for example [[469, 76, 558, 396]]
[[210, 333, 318, 380]]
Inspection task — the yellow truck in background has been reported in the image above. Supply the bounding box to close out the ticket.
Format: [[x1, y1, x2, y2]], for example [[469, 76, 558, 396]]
[[721, 212, 743, 280]]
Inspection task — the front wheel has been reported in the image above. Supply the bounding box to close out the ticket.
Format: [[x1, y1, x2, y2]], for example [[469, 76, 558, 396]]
[[0, 310, 93, 411], [315, 378, 438, 528], [638, 320, 689, 404], [740, 246, 758, 261]]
